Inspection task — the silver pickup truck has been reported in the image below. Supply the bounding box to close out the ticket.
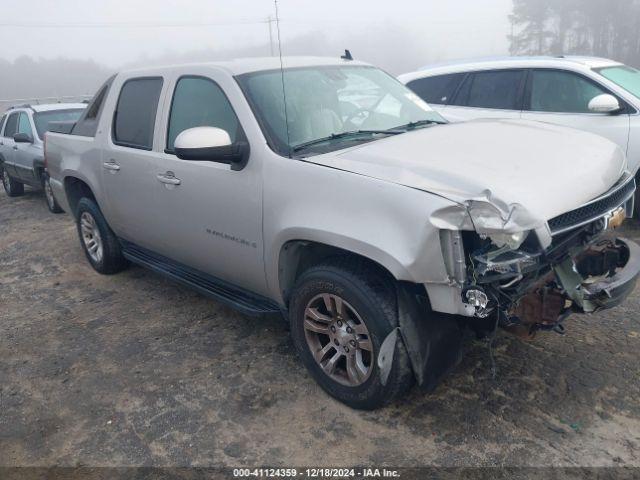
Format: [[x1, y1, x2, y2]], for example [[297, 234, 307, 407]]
[[45, 56, 640, 409]]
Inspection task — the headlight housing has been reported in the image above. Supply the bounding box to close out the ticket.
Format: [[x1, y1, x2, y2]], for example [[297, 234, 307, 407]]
[[486, 231, 529, 250]]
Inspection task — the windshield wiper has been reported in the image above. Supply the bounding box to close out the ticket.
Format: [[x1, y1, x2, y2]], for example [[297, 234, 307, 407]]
[[391, 119, 446, 131], [292, 129, 401, 153]]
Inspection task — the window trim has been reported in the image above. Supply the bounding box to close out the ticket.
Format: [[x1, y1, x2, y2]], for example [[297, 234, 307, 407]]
[[450, 69, 528, 111], [111, 76, 164, 151], [0, 114, 6, 136], [523, 67, 635, 115], [164, 74, 246, 156]]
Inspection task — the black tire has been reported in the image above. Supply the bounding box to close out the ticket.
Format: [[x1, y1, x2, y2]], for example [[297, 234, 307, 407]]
[[42, 173, 63, 214], [75, 197, 128, 274], [635, 179, 640, 220], [289, 258, 414, 410], [1, 165, 24, 197]]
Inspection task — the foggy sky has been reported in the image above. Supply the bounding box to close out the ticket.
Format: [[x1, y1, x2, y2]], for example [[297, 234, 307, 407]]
[[0, 0, 511, 106], [0, 0, 511, 69]]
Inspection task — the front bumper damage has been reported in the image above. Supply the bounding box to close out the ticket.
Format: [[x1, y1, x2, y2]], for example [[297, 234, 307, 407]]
[[385, 176, 639, 389]]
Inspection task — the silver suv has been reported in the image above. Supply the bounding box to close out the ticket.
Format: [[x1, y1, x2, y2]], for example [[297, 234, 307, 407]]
[[0, 103, 86, 212], [45, 57, 640, 409]]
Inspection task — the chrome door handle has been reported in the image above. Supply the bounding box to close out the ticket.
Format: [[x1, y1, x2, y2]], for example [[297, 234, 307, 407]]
[[103, 160, 120, 171], [12, 146, 18, 150], [157, 172, 181, 185]]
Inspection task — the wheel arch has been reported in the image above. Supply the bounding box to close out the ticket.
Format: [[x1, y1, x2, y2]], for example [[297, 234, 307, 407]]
[[276, 237, 412, 308], [63, 175, 98, 216]]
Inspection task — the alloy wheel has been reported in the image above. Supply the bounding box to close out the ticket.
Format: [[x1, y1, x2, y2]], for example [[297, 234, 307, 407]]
[[44, 178, 56, 209], [303, 293, 373, 387], [80, 211, 103, 263]]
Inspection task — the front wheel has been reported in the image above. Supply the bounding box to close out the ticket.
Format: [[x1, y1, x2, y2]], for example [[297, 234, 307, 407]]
[[1, 165, 24, 197], [43, 174, 63, 213], [289, 260, 414, 410]]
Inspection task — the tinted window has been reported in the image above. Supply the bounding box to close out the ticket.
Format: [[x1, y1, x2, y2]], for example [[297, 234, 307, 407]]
[[406, 73, 464, 105], [529, 70, 607, 113], [113, 77, 163, 149], [454, 70, 524, 110], [167, 77, 240, 151], [4, 112, 19, 138]]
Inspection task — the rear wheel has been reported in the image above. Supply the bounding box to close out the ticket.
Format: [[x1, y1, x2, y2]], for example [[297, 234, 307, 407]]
[[43, 174, 63, 213], [289, 259, 414, 410], [1, 165, 24, 197], [75, 197, 128, 274]]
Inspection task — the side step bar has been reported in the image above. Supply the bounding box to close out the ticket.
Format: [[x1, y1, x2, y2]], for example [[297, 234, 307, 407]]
[[121, 241, 281, 317]]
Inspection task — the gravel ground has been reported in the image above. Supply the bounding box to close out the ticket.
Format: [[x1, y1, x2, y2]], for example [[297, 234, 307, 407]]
[[1, 187, 640, 469]]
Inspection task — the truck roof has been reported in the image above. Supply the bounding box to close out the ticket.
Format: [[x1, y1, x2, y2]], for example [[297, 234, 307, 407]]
[[119, 56, 372, 77]]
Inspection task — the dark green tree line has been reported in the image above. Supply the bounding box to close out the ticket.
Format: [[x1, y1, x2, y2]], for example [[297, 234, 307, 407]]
[[509, 0, 640, 67]]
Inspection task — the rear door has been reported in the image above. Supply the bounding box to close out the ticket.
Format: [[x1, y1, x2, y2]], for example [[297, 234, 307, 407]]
[[101, 76, 168, 250], [445, 69, 526, 122], [1, 112, 19, 176], [521, 68, 630, 153]]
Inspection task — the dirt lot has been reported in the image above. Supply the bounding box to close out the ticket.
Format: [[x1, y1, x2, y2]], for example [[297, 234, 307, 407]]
[[1, 188, 640, 469]]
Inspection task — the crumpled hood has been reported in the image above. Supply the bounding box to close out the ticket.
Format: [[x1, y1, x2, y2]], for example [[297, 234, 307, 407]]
[[306, 119, 627, 222]]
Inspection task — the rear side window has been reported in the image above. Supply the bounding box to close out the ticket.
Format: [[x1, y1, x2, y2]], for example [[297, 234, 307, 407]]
[[73, 75, 115, 137], [528, 70, 608, 113], [406, 73, 465, 105], [4, 112, 19, 138], [166, 76, 240, 152], [453, 70, 525, 110], [113, 77, 163, 150]]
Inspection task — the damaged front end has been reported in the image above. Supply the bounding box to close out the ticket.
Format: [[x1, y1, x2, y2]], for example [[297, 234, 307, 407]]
[[436, 174, 639, 340]]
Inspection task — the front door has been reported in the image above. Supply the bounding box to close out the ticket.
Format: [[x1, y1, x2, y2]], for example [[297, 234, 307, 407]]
[[100, 76, 168, 252], [13, 112, 38, 184], [152, 73, 266, 295], [521, 69, 630, 154]]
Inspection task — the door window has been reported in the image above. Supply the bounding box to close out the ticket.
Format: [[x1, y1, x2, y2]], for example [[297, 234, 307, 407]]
[[406, 73, 465, 105], [166, 76, 240, 152], [528, 70, 608, 113], [18, 112, 33, 136], [113, 77, 163, 150], [4, 112, 19, 138], [453, 70, 524, 110]]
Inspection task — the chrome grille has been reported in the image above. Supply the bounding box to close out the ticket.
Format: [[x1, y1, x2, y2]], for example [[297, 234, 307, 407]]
[[548, 177, 636, 235]]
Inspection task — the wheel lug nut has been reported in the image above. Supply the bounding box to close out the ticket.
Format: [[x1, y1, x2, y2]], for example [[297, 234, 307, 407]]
[[337, 320, 343, 327], [346, 327, 353, 334], [350, 340, 356, 347], [344, 346, 349, 353], [334, 339, 339, 346], [330, 326, 336, 333]]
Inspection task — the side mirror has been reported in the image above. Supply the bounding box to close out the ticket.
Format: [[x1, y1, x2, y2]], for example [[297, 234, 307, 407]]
[[174, 127, 249, 170], [13, 132, 33, 143], [588, 94, 621, 114]]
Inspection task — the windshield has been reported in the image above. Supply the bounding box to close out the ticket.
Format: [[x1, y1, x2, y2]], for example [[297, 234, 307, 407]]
[[595, 65, 640, 99], [33, 109, 85, 139], [237, 65, 446, 156]]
